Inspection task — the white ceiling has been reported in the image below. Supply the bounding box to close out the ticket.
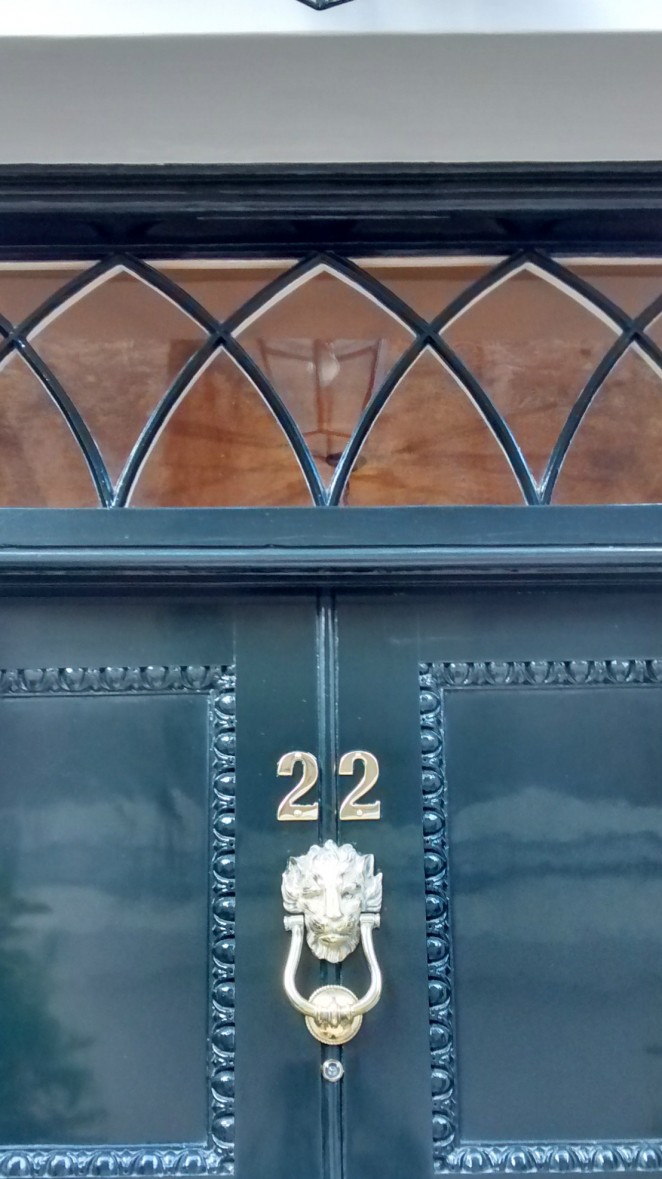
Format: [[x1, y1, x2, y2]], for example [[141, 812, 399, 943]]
[[1, 3, 662, 163], [5, 1, 662, 37]]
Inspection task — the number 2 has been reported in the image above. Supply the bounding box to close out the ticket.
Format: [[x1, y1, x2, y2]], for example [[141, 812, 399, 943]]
[[338, 751, 381, 821], [276, 750, 381, 821], [276, 751, 319, 821]]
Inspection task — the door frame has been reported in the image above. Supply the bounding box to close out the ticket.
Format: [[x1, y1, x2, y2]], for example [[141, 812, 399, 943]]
[[1, 161, 662, 592], [2, 162, 662, 258], [2, 506, 662, 590], [0, 164, 660, 1179]]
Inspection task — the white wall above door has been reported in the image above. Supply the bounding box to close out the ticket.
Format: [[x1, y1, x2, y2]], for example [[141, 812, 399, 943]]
[[1, 2, 662, 163]]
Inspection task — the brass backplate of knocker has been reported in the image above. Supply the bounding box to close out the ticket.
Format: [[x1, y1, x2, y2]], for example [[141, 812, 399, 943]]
[[282, 840, 383, 1045]]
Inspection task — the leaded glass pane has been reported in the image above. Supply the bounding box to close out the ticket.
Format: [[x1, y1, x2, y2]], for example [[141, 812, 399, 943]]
[[0, 254, 660, 507]]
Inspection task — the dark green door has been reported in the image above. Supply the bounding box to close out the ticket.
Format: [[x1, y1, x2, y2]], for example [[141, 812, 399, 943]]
[[335, 586, 662, 1179], [3, 584, 662, 1179], [0, 591, 325, 1179]]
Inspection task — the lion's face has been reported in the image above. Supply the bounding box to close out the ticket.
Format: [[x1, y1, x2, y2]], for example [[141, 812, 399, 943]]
[[282, 840, 382, 963]]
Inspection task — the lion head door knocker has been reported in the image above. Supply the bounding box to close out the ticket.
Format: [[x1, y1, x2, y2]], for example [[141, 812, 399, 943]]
[[281, 840, 382, 1045]]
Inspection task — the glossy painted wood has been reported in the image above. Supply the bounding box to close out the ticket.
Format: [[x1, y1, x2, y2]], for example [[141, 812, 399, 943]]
[[447, 681, 662, 1141], [3, 579, 662, 1178], [1, 163, 662, 257], [234, 598, 322, 1179], [336, 586, 662, 1175], [3, 506, 662, 590], [0, 688, 210, 1144], [337, 599, 434, 1179], [0, 592, 331, 1179], [0, 594, 236, 1158]]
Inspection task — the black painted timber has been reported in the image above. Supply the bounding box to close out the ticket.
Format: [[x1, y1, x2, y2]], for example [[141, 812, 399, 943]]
[[0, 509, 661, 587], [1, 163, 662, 256]]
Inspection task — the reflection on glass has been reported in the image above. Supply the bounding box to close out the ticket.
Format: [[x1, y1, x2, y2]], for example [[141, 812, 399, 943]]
[[344, 349, 524, 505], [553, 346, 662, 503], [442, 267, 617, 485], [239, 269, 412, 486], [0, 353, 98, 506], [357, 258, 497, 321], [130, 350, 312, 506], [30, 269, 207, 485]]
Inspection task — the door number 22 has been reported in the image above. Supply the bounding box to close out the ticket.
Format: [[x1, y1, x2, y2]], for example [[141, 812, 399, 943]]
[[276, 751, 381, 822]]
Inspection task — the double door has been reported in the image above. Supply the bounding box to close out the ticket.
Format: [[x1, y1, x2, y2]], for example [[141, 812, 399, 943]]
[[1, 584, 662, 1179]]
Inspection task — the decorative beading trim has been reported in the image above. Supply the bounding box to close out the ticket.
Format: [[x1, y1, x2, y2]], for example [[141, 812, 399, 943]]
[[420, 666, 456, 1165], [431, 658, 662, 689]]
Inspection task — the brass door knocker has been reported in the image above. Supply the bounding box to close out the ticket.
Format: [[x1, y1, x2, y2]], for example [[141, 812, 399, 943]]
[[281, 840, 382, 1045]]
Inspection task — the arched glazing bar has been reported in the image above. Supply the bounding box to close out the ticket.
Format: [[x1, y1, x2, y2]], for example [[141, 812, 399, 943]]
[[542, 283, 662, 502], [0, 307, 113, 504], [0, 254, 328, 506], [108, 256, 327, 507], [2, 249, 662, 506], [316, 252, 538, 504]]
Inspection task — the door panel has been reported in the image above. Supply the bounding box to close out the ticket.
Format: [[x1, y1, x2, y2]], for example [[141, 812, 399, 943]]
[[0, 685, 211, 1146], [443, 674, 662, 1144], [337, 588, 662, 1178]]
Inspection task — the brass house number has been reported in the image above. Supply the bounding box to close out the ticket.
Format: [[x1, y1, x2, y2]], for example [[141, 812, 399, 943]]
[[276, 751, 381, 821]]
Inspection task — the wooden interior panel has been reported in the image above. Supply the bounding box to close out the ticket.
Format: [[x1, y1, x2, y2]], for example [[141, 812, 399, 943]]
[[442, 268, 617, 486], [0, 354, 98, 506], [31, 270, 206, 485], [356, 259, 496, 321], [553, 347, 662, 504], [566, 260, 662, 317], [344, 349, 524, 506], [157, 262, 291, 322], [130, 349, 312, 506], [0, 266, 85, 325]]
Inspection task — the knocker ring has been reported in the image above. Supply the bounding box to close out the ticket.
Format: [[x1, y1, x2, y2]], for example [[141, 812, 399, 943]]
[[281, 840, 383, 1045]]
